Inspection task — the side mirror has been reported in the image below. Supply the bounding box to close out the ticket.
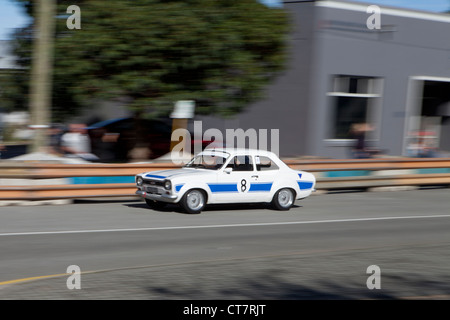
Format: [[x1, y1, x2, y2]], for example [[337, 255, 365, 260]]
[[224, 167, 232, 174]]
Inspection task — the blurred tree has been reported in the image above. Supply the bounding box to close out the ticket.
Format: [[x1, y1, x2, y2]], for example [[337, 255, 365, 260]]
[[1, 0, 289, 121]]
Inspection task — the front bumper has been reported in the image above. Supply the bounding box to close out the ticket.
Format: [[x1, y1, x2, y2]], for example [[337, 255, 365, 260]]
[[135, 189, 179, 203]]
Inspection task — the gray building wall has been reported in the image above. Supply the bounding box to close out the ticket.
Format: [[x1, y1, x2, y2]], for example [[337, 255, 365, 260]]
[[309, 1, 450, 158], [198, 0, 450, 159], [196, 1, 317, 157]]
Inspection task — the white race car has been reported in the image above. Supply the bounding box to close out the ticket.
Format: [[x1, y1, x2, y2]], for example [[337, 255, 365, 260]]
[[135, 148, 316, 214]]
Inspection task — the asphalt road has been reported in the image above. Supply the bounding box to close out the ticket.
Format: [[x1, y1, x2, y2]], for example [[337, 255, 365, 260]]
[[1, 188, 450, 300]]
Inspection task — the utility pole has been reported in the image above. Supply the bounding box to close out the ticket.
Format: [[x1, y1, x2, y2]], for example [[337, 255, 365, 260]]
[[29, 0, 56, 153]]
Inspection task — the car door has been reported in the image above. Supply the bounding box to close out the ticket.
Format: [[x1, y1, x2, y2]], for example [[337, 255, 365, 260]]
[[210, 155, 259, 203], [250, 155, 280, 202]]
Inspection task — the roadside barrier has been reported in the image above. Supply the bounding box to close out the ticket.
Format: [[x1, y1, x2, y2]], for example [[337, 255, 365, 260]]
[[284, 157, 450, 191], [0, 157, 449, 202]]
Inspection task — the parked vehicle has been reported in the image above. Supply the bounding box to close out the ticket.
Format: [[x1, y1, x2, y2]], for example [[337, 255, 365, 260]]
[[87, 117, 213, 162]]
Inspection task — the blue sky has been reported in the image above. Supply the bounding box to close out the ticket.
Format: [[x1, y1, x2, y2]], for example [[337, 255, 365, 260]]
[[0, 0, 31, 40], [261, 0, 450, 11], [0, 0, 449, 40], [350, 0, 450, 12]]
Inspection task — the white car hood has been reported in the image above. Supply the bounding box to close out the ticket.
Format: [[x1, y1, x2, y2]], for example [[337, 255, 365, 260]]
[[142, 168, 215, 180]]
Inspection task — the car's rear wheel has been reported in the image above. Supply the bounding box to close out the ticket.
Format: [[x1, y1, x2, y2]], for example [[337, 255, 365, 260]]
[[272, 188, 295, 211], [181, 189, 206, 214], [145, 199, 167, 210]]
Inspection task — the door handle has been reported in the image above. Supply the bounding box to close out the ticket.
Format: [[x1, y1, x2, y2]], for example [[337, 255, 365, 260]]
[[251, 175, 259, 178]]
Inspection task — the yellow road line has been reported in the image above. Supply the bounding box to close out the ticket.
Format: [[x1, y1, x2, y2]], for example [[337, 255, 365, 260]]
[[0, 273, 69, 286]]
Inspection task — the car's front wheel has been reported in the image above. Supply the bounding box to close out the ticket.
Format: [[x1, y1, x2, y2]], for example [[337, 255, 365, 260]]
[[180, 189, 206, 214], [272, 188, 295, 211]]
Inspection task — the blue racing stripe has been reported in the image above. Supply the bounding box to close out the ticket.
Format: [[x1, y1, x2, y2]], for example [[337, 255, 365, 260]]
[[145, 174, 167, 179], [207, 183, 239, 193], [298, 181, 314, 190], [249, 182, 273, 192]]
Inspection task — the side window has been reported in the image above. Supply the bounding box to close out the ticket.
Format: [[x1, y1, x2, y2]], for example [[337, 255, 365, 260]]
[[227, 155, 254, 171], [255, 156, 279, 171]]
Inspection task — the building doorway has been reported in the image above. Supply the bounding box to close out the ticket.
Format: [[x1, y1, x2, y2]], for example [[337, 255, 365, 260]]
[[405, 77, 450, 157]]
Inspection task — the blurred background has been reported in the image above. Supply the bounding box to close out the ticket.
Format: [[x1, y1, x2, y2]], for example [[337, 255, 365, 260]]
[[0, 0, 450, 163], [1, 0, 450, 302]]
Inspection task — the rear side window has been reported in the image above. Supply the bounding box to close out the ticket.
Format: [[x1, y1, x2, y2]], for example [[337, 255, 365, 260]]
[[255, 156, 279, 171]]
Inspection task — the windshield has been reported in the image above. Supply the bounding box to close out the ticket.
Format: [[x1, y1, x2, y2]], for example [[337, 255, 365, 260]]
[[184, 154, 228, 170]]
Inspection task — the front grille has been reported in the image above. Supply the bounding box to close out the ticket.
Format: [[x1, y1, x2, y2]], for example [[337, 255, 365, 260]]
[[143, 179, 164, 187]]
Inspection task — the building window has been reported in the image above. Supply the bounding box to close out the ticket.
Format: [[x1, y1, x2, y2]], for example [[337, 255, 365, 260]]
[[333, 96, 369, 139], [328, 75, 383, 139]]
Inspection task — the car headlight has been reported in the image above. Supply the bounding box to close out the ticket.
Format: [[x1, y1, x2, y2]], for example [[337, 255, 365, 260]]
[[164, 180, 172, 190], [136, 176, 143, 186]]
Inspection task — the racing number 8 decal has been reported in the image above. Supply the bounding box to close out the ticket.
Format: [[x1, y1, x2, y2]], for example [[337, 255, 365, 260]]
[[241, 179, 247, 192]]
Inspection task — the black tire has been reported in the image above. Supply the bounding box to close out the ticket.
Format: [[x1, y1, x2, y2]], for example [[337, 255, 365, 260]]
[[180, 189, 206, 214], [145, 199, 167, 210], [272, 188, 295, 211]]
